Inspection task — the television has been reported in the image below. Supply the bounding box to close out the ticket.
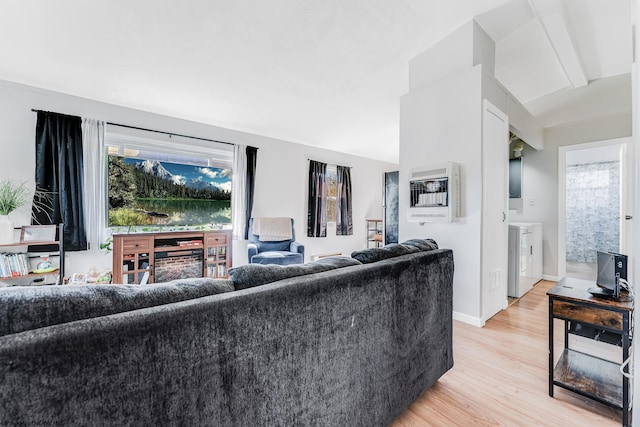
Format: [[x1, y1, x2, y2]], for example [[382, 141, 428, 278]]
[[108, 155, 232, 229], [588, 251, 628, 299]]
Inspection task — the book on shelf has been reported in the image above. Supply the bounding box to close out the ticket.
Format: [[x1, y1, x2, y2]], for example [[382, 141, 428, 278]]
[[0, 252, 30, 278]]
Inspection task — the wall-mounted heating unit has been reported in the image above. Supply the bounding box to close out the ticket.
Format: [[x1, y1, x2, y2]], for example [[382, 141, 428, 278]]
[[408, 162, 460, 223]]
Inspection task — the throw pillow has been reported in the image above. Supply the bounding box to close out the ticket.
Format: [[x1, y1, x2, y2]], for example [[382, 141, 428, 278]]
[[350, 238, 439, 264], [402, 238, 439, 251], [350, 244, 419, 264]]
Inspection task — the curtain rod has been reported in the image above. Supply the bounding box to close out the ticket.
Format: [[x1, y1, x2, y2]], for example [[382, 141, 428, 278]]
[[307, 158, 353, 169], [31, 108, 244, 148], [107, 122, 236, 147]]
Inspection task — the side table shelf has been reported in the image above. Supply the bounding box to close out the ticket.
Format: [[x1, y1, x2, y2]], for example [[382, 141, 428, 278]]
[[548, 277, 633, 426], [366, 219, 382, 248], [0, 224, 65, 286], [553, 348, 623, 407]]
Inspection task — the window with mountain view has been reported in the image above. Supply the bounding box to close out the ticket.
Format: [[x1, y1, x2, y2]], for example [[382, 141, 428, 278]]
[[107, 132, 233, 230]]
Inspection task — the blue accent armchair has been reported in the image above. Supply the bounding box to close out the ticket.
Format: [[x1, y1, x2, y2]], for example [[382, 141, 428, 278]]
[[247, 218, 304, 265]]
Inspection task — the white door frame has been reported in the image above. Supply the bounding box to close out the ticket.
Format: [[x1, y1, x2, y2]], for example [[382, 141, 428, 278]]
[[557, 137, 633, 279]]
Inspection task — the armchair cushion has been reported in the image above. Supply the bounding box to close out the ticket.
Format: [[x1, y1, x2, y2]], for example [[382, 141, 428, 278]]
[[250, 251, 303, 265]]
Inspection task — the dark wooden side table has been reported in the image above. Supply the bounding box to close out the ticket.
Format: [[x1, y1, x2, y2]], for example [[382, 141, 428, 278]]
[[548, 277, 633, 426]]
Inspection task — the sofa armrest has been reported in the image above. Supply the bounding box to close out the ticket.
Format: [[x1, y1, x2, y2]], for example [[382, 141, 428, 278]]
[[290, 242, 304, 255], [247, 243, 258, 260]]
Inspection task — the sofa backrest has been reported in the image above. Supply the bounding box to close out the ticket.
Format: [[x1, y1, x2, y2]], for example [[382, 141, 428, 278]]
[[229, 255, 361, 290], [351, 238, 438, 264], [0, 277, 234, 337], [0, 247, 454, 427]]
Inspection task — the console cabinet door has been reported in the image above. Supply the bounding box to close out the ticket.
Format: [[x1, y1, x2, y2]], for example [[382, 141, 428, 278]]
[[113, 235, 154, 284], [205, 231, 230, 278]]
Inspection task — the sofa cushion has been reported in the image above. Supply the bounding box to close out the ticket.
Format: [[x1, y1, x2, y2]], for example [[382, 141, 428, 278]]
[[0, 277, 234, 337], [402, 238, 439, 251], [350, 239, 439, 264], [351, 244, 418, 264], [229, 256, 362, 290]]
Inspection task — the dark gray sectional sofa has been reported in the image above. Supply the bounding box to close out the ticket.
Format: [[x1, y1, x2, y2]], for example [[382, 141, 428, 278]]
[[0, 239, 454, 426]]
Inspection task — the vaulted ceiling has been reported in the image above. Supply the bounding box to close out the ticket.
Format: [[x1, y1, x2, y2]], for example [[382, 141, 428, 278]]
[[0, 0, 631, 162]]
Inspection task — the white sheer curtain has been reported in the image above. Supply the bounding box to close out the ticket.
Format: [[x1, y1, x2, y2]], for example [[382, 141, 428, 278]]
[[232, 144, 247, 240], [81, 118, 107, 250]]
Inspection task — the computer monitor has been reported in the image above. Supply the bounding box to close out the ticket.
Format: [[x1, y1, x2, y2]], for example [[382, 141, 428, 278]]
[[589, 251, 627, 299]]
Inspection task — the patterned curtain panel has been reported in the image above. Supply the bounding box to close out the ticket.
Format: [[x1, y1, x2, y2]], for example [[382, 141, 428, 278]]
[[307, 160, 327, 237], [565, 160, 620, 263], [336, 165, 353, 235], [244, 146, 258, 240], [34, 111, 87, 251]]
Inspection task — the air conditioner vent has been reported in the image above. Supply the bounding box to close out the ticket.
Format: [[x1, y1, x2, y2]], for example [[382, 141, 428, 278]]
[[411, 213, 447, 218], [410, 168, 447, 179], [407, 162, 460, 223]]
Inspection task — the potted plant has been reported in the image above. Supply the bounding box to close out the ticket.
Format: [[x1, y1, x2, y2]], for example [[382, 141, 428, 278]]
[[0, 179, 31, 244]]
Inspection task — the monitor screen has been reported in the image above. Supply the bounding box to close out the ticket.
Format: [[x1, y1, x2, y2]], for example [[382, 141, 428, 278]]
[[592, 251, 627, 299], [596, 251, 617, 291]]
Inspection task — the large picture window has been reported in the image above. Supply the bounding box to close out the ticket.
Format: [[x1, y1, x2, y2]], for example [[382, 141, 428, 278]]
[[106, 130, 233, 230]]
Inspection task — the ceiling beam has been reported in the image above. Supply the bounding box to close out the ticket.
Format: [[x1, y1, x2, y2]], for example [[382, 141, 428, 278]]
[[528, 0, 588, 88]]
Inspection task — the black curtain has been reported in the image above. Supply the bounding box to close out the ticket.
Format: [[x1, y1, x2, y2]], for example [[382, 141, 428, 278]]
[[336, 165, 353, 235], [243, 146, 258, 239], [307, 160, 327, 237], [34, 111, 87, 251]]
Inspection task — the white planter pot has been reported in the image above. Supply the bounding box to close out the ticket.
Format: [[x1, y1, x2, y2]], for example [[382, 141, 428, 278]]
[[0, 215, 13, 244]]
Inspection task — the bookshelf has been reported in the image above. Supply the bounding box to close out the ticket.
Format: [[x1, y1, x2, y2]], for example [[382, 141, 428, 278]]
[[0, 224, 64, 286]]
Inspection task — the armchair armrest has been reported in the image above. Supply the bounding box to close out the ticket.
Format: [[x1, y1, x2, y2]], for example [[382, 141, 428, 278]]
[[247, 243, 258, 260], [290, 242, 304, 255]]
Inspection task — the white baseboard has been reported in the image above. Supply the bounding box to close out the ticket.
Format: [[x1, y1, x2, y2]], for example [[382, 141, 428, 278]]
[[543, 274, 561, 282], [453, 311, 485, 327]]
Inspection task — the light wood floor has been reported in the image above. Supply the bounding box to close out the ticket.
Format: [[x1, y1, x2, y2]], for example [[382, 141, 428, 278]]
[[392, 280, 622, 426]]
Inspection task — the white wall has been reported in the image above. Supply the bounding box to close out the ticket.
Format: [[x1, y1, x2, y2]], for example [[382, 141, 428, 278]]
[[0, 79, 397, 276], [400, 19, 543, 325], [400, 65, 484, 321], [243, 135, 397, 265], [508, 114, 632, 279], [409, 21, 495, 92]]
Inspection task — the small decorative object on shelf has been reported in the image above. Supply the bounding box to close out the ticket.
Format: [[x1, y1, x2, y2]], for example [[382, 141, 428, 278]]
[[0, 179, 31, 244], [70, 273, 87, 285], [21, 225, 57, 243], [34, 256, 54, 273], [0, 216, 12, 245]]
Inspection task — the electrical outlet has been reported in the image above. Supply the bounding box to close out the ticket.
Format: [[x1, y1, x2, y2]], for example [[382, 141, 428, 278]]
[[490, 270, 500, 290], [529, 199, 535, 206]]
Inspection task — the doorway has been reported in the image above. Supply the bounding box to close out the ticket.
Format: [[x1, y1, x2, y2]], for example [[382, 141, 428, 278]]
[[558, 138, 633, 280]]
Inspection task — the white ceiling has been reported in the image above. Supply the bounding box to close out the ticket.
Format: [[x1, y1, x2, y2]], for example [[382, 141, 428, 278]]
[[0, 0, 632, 162]]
